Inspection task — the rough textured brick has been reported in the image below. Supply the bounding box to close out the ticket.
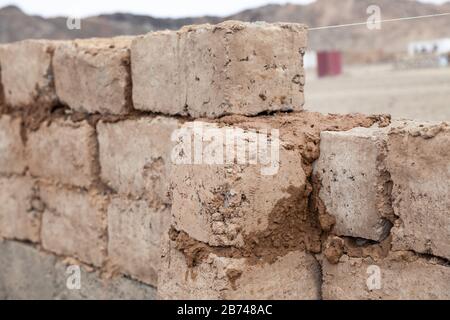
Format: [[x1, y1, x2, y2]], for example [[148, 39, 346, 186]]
[[132, 21, 306, 118], [0, 241, 58, 300], [170, 122, 307, 247], [0, 241, 156, 300], [159, 238, 321, 300], [322, 252, 450, 300], [27, 119, 97, 188], [132, 31, 183, 114], [0, 176, 41, 242], [0, 40, 58, 107], [54, 37, 132, 114], [314, 126, 394, 241], [0, 115, 26, 174], [107, 197, 170, 286], [387, 122, 450, 260], [169, 113, 380, 249], [97, 117, 179, 204], [40, 184, 108, 267]]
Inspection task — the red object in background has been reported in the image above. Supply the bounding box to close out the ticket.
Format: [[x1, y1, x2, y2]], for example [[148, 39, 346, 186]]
[[317, 51, 342, 77]]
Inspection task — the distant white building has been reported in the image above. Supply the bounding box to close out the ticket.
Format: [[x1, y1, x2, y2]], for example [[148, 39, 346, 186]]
[[408, 38, 450, 56], [303, 51, 317, 69]]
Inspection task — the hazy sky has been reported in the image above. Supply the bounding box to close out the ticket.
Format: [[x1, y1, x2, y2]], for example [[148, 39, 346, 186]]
[[0, 0, 447, 18]]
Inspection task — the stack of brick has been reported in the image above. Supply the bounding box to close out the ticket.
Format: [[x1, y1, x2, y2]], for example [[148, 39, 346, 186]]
[[159, 112, 385, 299], [315, 121, 450, 299], [0, 35, 175, 298], [0, 21, 312, 299], [0, 20, 449, 300]]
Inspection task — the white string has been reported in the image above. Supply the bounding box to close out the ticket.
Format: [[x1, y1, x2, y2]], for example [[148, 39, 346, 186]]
[[309, 12, 450, 31]]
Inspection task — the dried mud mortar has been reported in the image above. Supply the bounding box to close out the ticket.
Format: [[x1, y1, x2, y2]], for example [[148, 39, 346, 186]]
[[169, 111, 392, 274]]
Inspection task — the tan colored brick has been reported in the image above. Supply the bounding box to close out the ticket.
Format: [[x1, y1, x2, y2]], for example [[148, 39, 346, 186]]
[[107, 197, 170, 286], [0, 40, 58, 107], [27, 119, 97, 188], [159, 238, 321, 300], [0, 176, 41, 242], [314, 126, 393, 241], [54, 37, 133, 114], [322, 252, 450, 300], [0, 115, 26, 174], [170, 122, 307, 247], [132, 21, 306, 118], [387, 122, 450, 260], [40, 184, 108, 267], [97, 117, 179, 204]]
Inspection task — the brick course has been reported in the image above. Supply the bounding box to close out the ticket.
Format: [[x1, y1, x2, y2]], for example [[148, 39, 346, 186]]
[[132, 21, 307, 118]]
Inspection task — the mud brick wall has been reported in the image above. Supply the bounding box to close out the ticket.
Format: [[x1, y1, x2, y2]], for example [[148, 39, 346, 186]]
[[0, 21, 449, 300]]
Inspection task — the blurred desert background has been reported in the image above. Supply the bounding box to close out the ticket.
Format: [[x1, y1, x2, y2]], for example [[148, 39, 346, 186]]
[[1, 0, 449, 121]]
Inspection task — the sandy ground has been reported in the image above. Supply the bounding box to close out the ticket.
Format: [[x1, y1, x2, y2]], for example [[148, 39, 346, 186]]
[[305, 64, 450, 122]]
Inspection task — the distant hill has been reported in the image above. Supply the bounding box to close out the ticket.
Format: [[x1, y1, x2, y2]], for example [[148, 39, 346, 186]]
[[1, 0, 450, 62]]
